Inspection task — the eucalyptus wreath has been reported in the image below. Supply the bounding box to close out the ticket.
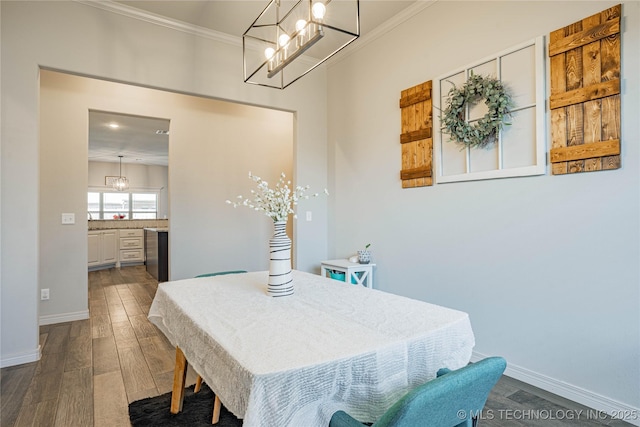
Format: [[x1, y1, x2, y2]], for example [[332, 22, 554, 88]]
[[442, 73, 512, 149]]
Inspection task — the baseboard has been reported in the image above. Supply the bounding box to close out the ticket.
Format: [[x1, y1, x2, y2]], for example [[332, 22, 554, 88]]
[[39, 310, 89, 326], [472, 351, 640, 426], [88, 263, 116, 272], [1, 345, 41, 368], [119, 261, 144, 267]]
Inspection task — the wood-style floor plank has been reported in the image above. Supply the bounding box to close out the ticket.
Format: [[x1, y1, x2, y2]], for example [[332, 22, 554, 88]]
[[92, 336, 121, 376], [89, 297, 109, 316], [91, 314, 112, 339], [14, 399, 58, 427], [118, 268, 139, 283], [103, 286, 122, 306], [69, 318, 91, 338], [127, 283, 153, 306], [65, 320, 92, 372], [112, 320, 140, 349], [35, 351, 66, 376], [107, 301, 129, 323], [22, 369, 64, 405], [93, 371, 130, 427], [129, 314, 158, 340], [139, 335, 176, 376], [41, 323, 71, 355], [0, 363, 37, 427], [108, 268, 125, 285], [117, 345, 158, 403], [64, 333, 92, 372], [54, 367, 93, 426], [122, 298, 143, 317]]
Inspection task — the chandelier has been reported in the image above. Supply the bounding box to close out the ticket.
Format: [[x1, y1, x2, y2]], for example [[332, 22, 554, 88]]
[[113, 155, 129, 191], [243, 0, 360, 89]]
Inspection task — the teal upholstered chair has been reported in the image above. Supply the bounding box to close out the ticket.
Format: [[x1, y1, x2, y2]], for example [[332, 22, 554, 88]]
[[195, 270, 247, 278], [329, 357, 506, 427]]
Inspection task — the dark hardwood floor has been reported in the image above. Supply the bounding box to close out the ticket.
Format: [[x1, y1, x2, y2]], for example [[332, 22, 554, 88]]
[[0, 266, 633, 426]]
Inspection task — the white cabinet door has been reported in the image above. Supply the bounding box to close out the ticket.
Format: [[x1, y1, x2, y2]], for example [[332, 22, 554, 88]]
[[89, 230, 118, 268], [102, 230, 118, 263], [88, 232, 101, 266]]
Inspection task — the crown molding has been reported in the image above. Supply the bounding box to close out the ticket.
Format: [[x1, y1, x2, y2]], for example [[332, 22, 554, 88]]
[[326, 0, 438, 68], [74, 0, 438, 70], [74, 0, 241, 46]]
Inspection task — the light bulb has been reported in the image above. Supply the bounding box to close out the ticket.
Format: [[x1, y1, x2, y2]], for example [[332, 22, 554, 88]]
[[278, 34, 290, 48], [295, 19, 307, 35], [264, 47, 276, 60], [312, 2, 326, 20]]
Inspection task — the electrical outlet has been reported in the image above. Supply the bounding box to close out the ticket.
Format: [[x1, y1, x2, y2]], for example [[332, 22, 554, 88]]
[[41, 289, 50, 300]]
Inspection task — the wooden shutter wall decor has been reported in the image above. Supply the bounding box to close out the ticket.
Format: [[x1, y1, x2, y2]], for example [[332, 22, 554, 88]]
[[549, 4, 621, 175], [400, 81, 433, 188]]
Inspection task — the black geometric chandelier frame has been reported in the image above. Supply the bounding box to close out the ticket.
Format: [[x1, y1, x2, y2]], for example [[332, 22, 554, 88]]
[[243, 0, 360, 89]]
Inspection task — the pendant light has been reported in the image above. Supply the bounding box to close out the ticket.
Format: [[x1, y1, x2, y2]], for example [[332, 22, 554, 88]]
[[113, 155, 129, 191], [243, 0, 360, 89]]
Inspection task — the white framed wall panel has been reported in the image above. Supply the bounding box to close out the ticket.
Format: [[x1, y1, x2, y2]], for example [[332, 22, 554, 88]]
[[433, 36, 547, 183]]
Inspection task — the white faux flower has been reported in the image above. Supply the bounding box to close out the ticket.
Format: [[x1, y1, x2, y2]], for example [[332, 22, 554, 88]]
[[226, 172, 327, 222]]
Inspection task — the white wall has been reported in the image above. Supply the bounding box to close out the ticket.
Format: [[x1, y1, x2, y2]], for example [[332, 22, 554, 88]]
[[39, 70, 293, 322], [1, 1, 328, 367], [328, 0, 639, 415], [88, 161, 169, 219]]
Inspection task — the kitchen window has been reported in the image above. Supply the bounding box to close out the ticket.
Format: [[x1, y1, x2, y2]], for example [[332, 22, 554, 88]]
[[88, 191, 158, 220]]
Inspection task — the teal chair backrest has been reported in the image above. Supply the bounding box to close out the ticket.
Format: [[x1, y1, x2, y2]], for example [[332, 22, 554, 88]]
[[195, 270, 247, 278], [329, 357, 507, 427]]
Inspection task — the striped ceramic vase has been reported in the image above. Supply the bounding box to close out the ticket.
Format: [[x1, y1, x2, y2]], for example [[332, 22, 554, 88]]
[[267, 221, 294, 297]]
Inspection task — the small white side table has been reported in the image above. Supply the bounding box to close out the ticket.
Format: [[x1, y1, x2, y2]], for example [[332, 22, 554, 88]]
[[320, 259, 376, 288]]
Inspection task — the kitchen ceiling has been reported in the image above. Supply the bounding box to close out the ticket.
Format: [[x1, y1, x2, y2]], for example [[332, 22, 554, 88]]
[[88, 1, 422, 166], [88, 111, 170, 166]]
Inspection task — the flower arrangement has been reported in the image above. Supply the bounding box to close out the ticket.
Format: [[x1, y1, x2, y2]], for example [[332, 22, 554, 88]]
[[226, 172, 327, 222], [441, 73, 512, 149]]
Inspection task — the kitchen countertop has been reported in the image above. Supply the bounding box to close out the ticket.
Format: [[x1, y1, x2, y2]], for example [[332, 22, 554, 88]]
[[88, 219, 168, 231], [144, 228, 169, 232]]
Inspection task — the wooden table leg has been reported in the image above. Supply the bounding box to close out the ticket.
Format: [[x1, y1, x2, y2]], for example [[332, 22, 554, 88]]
[[170, 346, 188, 414], [194, 375, 203, 393], [212, 395, 221, 424]]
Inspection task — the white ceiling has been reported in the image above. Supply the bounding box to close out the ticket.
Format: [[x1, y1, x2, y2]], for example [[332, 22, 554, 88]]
[[116, 0, 417, 37], [89, 111, 170, 166], [88, 0, 420, 166]]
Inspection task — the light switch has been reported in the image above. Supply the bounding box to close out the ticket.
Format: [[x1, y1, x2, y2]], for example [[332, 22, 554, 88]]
[[61, 213, 75, 225], [306, 211, 312, 221]]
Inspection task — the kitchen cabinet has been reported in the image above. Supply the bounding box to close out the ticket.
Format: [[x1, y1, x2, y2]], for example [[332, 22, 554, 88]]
[[88, 230, 117, 269], [118, 229, 144, 266]]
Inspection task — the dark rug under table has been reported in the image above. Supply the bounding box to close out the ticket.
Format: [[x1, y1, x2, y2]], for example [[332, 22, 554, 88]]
[[129, 384, 242, 427]]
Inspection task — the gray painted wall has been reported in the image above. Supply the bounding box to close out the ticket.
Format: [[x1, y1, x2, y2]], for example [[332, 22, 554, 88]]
[[39, 70, 295, 322], [1, 1, 328, 366], [328, 0, 639, 413]]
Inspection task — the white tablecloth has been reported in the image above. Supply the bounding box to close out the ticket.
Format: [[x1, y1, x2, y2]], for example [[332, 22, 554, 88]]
[[148, 270, 475, 427]]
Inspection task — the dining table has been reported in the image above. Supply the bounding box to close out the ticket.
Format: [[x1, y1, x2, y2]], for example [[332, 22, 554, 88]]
[[148, 270, 475, 426]]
